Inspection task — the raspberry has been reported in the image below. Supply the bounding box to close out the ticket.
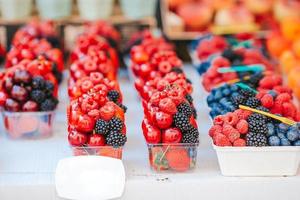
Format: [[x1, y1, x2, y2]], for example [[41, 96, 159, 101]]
[[233, 138, 246, 147], [273, 86, 292, 94], [282, 102, 296, 118], [260, 94, 274, 108], [276, 93, 292, 103], [209, 125, 222, 137], [158, 97, 177, 114], [213, 115, 224, 125], [233, 109, 252, 120], [236, 119, 249, 134], [80, 79, 93, 93], [224, 112, 239, 126], [214, 134, 232, 146], [259, 76, 274, 89], [222, 124, 235, 137]]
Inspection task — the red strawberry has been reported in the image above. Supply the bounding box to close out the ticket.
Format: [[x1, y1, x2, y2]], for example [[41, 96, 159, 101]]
[[166, 148, 190, 171]]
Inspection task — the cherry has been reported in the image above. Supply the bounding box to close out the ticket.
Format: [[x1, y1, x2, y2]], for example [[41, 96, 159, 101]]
[[88, 134, 106, 146], [13, 69, 31, 84], [11, 85, 28, 102], [76, 114, 95, 133], [68, 129, 88, 146], [81, 96, 99, 113], [158, 97, 177, 114], [4, 77, 14, 92], [155, 111, 173, 129], [162, 128, 182, 143], [22, 101, 39, 112], [5, 98, 20, 112], [0, 91, 8, 106], [144, 124, 161, 144]]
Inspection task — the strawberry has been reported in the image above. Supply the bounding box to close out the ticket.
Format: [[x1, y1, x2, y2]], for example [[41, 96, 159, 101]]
[[166, 148, 190, 172], [99, 102, 116, 121], [158, 97, 177, 114]]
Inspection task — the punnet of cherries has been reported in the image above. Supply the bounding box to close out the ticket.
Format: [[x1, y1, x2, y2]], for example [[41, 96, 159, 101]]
[[128, 31, 199, 171], [67, 21, 128, 155], [193, 34, 300, 147], [0, 21, 62, 112]]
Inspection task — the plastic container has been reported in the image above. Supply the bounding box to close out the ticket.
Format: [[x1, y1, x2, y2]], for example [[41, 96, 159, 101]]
[[120, 0, 156, 19], [0, 0, 33, 20], [36, 0, 72, 19], [77, 0, 114, 20], [147, 143, 198, 172], [1, 111, 55, 139], [214, 145, 300, 176], [71, 146, 123, 159]]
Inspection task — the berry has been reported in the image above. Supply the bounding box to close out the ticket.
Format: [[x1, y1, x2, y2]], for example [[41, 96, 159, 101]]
[[30, 90, 46, 104], [80, 80, 93, 93], [68, 130, 88, 146], [5, 98, 20, 112], [173, 112, 191, 131], [40, 98, 57, 111], [11, 85, 28, 102], [94, 119, 109, 135], [209, 125, 222, 137], [14, 69, 31, 84], [155, 111, 173, 129], [277, 123, 289, 133], [246, 132, 267, 146], [107, 90, 120, 103], [267, 123, 275, 137], [245, 97, 261, 108], [165, 148, 190, 171], [236, 120, 249, 134], [286, 128, 299, 142], [268, 135, 280, 146], [185, 94, 193, 104], [268, 90, 277, 98], [117, 103, 127, 113], [213, 115, 224, 125], [44, 81, 54, 96], [162, 128, 182, 143], [144, 124, 161, 144], [109, 117, 124, 132], [280, 138, 291, 146], [88, 134, 106, 146], [32, 76, 45, 89], [293, 140, 300, 146], [214, 134, 231, 146], [248, 120, 268, 135], [76, 115, 95, 132], [232, 95, 246, 107], [233, 138, 246, 146], [233, 109, 252, 120], [182, 127, 199, 143], [22, 100, 38, 111], [158, 97, 177, 114], [106, 131, 127, 147], [4, 77, 14, 91], [248, 113, 267, 123], [224, 112, 239, 126], [261, 94, 274, 108], [177, 102, 193, 117], [99, 103, 116, 121], [240, 89, 255, 97]]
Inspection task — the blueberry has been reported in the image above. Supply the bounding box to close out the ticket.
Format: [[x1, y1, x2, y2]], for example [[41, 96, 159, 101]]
[[287, 128, 299, 142], [211, 88, 218, 95], [268, 90, 277, 98], [293, 140, 300, 146], [280, 138, 291, 146], [277, 123, 289, 133], [231, 92, 240, 98], [220, 98, 228, 106], [222, 88, 231, 97], [267, 123, 275, 137], [230, 84, 239, 92], [209, 111, 217, 119], [277, 132, 286, 139], [214, 90, 223, 101], [228, 105, 236, 112], [207, 95, 214, 105], [268, 136, 280, 146]]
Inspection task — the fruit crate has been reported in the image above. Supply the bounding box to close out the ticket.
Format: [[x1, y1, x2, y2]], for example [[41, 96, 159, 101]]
[[214, 145, 300, 176], [71, 146, 123, 160], [2, 111, 55, 139], [148, 143, 198, 172]]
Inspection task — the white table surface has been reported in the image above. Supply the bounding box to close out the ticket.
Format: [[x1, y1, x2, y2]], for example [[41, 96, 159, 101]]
[[0, 66, 300, 200]]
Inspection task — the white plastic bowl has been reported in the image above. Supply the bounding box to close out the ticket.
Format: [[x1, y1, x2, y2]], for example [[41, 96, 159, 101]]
[[213, 145, 300, 177], [36, 0, 72, 19], [77, 0, 114, 20]]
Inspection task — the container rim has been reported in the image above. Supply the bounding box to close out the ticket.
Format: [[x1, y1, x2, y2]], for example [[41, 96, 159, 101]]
[[213, 144, 300, 152], [147, 143, 199, 147], [70, 145, 123, 150], [1, 110, 55, 116]]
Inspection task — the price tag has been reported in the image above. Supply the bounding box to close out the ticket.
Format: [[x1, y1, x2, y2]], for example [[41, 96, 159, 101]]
[[55, 156, 125, 200]]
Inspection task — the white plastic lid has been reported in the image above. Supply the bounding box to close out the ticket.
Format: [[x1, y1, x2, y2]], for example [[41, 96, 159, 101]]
[[55, 156, 125, 200]]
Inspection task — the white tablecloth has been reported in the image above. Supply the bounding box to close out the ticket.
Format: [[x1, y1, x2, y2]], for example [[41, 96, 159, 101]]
[[0, 66, 299, 200]]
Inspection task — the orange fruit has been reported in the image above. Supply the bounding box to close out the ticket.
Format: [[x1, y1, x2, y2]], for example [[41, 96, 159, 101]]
[[281, 18, 300, 41], [266, 33, 290, 58], [279, 50, 297, 74], [292, 38, 300, 58]]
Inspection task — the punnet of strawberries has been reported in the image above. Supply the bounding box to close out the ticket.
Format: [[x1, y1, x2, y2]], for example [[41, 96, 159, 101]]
[[128, 31, 199, 171], [0, 57, 59, 112]]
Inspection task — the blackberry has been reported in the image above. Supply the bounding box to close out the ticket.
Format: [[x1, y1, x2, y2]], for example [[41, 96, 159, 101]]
[[40, 98, 58, 111], [231, 95, 246, 107], [248, 72, 264, 87], [177, 102, 193, 117], [107, 90, 120, 103], [182, 127, 199, 143], [45, 81, 54, 96], [170, 67, 183, 74], [173, 112, 191, 131], [32, 76, 45, 89], [192, 108, 197, 119], [30, 90, 46, 103], [246, 132, 267, 146], [185, 94, 193, 104], [109, 117, 123, 132], [245, 97, 261, 108], [248, 121, 268, 135], [117, 103, 127, 113], [240, 89, 255, 98], [256, 106, 272, 122], [248, 113, 267, 122], [94, 119, 109, 135], [106, 131, 127, 147]]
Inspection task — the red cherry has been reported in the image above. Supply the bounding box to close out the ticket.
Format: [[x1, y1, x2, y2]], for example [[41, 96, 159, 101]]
[[5, 98, 20, 112], [158, 97, 177, 114], [155, 111, 173, 129], [0, 91, 8, 106], [11, 85, 28, 102], [99, 102, 115, 120], [76, 114, 95, 132], [139, 63, 152, 79], [4, 77, 14, 91], [68, 130, 88, 146], [162, 128, 182, 143], [22, 101, 39, 112], [144, 124, 161, 144], [88, 134, 106, 146]]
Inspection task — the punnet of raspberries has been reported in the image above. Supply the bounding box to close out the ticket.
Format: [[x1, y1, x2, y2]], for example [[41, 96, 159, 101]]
[[0, 58, 59, 112]]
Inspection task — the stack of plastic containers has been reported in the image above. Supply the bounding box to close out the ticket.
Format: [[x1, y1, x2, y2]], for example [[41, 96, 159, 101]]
[[0, 20, 63, 139], [192, 34, 300, 176], [67, 21, 127, 159], [128, 32, 200, 172]]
